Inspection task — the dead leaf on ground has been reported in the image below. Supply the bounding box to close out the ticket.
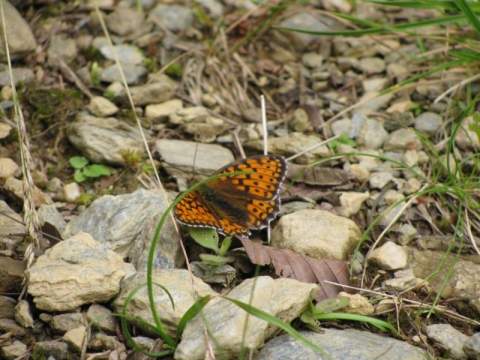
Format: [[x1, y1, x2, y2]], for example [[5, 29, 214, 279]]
[[240, 238, 351, 301]]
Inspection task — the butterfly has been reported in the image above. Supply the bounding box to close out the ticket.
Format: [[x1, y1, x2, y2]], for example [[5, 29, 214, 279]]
[[174, 154, 287, 235]]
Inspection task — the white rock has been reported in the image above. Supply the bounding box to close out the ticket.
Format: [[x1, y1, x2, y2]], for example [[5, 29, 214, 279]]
[[426, 324, 469, 359], [369, 171, 394, 189], [384, 128, 422, 151], [0, 123, 12, 139], [0, 158, 18, 179], [87, 96, 118, 117], [63, 182, 81, 203], [368, 241, 407, 270], [27, 232, 135, 311], [272, 209, 361, 260], [338, 192, 369, 217], [14, 300, 33, 328], [145, 99, 183, 121], [63, 325, 86, 352], [175, 276, 316, 360]]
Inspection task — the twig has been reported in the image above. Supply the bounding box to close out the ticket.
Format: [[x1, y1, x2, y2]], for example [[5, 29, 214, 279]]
[[434, 73, 480, 103], [465, 209, 480, 256], [286, 134, 340, 162]]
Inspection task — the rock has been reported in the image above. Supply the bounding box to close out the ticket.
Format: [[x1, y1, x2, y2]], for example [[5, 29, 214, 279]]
[[302, 53, 324, 68], [155, 139, 234, 176], [50, 313, 85, 333], [87, 304, 116, 333], [464, 333, 480, 359], [101, 63, 147, 85], [246, 133, 330, 163], [357, 57, 386, 74], [0, 157, 18, 179], [338, 192, 369, 217], [362, 77, 388, 92], [149, 4, 194, 32], [145, 99, 183, 121], [32, 341, 69, 360], [38, 204, 67, 235], [87, 96, 118, 117], [271, 209, 361, 260], [3, 176, 51, 206], [196, 0, 224, 17], [426, 324, 469, 359], [378, 203, 405, 227], [0, 122, 12, 138], [357, 91, 393, 114], [369, 171, 394, 189], [0, 68, 34, 87], [278, 12, 341, 49], [63, 182, 81, 203], [48, 34, 78, 66], [384, 269, 426, 291], [290, 108, 313, 132], [0, 296, 16, 318], [63, 325, 87, 352], [89, 332, 123, 351], [114, 269, 216, 335], [407, 248, 480, 312], [99, 44, 145, 65], [129, 76, 178, 105], [339, 292, 374, 315], [414, 112, 442, 134], [64, 189, 183, 268], [0, 256, 24, 293], [353, 114, 388, 150], [387, 63, 409, 81], [175, 276, 316, 360], [384, 128, 422, 151], [0, 318, 26, 337], [1, 340, 27, 359], [0, 1, 37, 59], [27, 232, 135, 311], [368, 242, 407, 270], [191, 262, 236, 286], [455, 116, 480, 150], [256, 329, 428, 360], [106, 7, 145, 35], [67, 112, 144, 166], [14, 300, 33, 328]]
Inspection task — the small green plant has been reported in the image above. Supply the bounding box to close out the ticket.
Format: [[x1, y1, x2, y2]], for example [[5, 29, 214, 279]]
[[90, 62, 102, 86], [328, 133, 356, 153], [69, 156, 112, 183], [188, 227, 234, 266], [165, 63, 183, 78]]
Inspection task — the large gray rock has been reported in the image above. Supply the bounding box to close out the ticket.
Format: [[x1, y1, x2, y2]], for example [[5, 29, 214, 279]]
[[271, 209, 361, 260], [128, 76, 178, 106], [464, 332, 480, 359], [67, 112, 145, 165], [175, 276, 316, 360], [256, 329, 428, 360], [64, 189, 183, 269], [426, 324, 469, 359], [114, 269, 216, 336], [0, 67, 34, 87], [149, 4, 194, 32], [0, 1, 37, 60], [101, 63, 147, 85], [27, 232, 135, 311]]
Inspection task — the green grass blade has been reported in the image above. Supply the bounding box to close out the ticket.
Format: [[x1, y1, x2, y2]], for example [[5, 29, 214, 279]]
[[367, 0, 459, 10], [176, 295, 213, 338], [313, 312, 397, 334], [224, 297, 332, 360], [454, 0, 480, 34]]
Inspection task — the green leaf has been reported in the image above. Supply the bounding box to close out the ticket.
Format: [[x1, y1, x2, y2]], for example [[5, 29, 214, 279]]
[[199, 253, 234, 266], [189, 227, 219, 253], [69, 156, 89, 169], [219, 236, 232, 256], [83, 164, 112, 178], [176, 295, 212, 338], [74, 169, 87, 183], [165, 63, 183, 78]]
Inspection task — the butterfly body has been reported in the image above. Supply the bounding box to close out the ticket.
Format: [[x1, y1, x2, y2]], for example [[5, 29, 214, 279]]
[[174, 155, 287, 235]]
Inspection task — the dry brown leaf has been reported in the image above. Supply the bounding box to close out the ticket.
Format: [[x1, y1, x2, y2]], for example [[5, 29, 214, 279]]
[[240, 238, 351, 301]]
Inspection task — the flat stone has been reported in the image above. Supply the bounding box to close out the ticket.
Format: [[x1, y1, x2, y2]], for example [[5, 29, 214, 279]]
[[128, 76, 178, 105], [67, 112, 144, 166], [37, 204, 67, 236], [0, 296, 16, 318], [0, 256, 24, 293], [338, 292, 374, 315], [155, 139, 234, 175], [114, 269, 216, 336], [414, 112, 442, 134], [0, 68, 34, 87], [63, 182, 81, 203], [145, 99, 183, 121], [64, 189, 183, 269], [0, 318, 26, 337], [353, 114, 388, 150], [357, 92, 393, 115], [0, 1, 37, 59], [384, 128, 422, 151], [256, 329, 428, 360], [369, 171, 394, 189], [106, 7, 145, 35], [87, 304, 116, 333], [271, 209, 361, 260], [357, 57, 386, 74], [149, 4, 194, 32], [48, 34, 78, 66], [464, 332, 480, 359], [50, 313, 85, 333], [338, 192, 369, 217], [99, 44, 145, 65], [196, 0, 224, 17], [0, 157, 18, 179], [0, 122, 12, 139], [3, 177, 51, 206], [14, 300, 33, 328], [1, 340, 27, 359], [87, 96, 119, 117], [101, 63, 147, 85], [368, 242, 408, 270], [426, 324, 469, 359], [27, 232, 135, 311], [63, 325, 87, 352], [175, 276, 316, 360], [88, 332, 123, 351], [455, 115, 480, 150]]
